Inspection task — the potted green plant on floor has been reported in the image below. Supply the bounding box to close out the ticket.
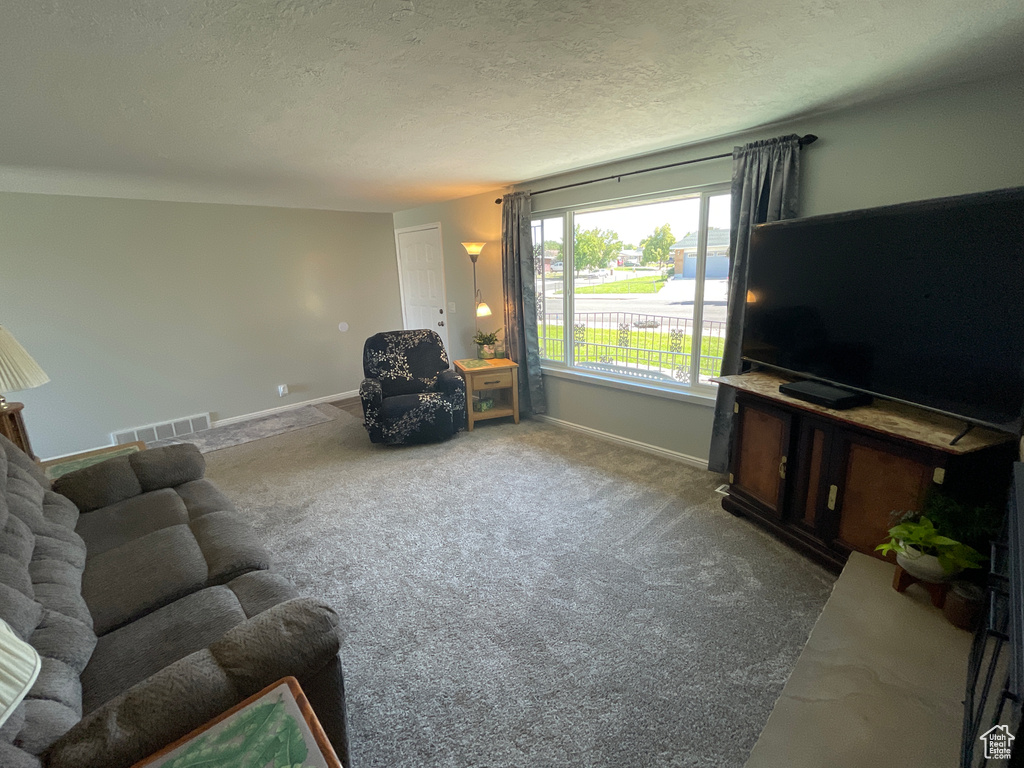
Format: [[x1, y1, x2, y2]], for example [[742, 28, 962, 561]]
[[473, 330, 498, 359], [876, 514, 985, 582]]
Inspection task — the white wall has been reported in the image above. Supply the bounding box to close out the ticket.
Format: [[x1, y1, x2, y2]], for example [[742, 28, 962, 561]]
[[394, 73, 1024, 463], [0, 193, 402, 457], [393, 191, 504, 362]]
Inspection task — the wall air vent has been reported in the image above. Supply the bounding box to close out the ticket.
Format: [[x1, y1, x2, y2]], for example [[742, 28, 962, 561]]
[[112, 413, 210, 446]]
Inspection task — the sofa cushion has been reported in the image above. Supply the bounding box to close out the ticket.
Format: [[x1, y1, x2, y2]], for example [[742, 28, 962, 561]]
[[52, 444, 205, 513], [82, 525, 209, 636], [173, 478, 236, 518], [130, 444, 205, 492], [81, 571, 300, 714], [75, 479, 239, 558], [190, 511, 271, 585], [17, 698, 79, 756], [0, 743, 40, 768], [74, 488, 190, 557], [29, 657, 82, 718], [40, 490, 79, 530], [81, 509, 272, 635], [29, 610, 96, 675], [52, 456, 141, 514]]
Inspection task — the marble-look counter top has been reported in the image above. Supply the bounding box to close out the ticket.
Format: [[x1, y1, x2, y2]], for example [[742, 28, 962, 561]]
[[744, 552, 971, 768], [715, 371, 1014, 455]]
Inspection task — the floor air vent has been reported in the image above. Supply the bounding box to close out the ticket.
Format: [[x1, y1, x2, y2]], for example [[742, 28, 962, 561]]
[[112, 413, 211, 445]]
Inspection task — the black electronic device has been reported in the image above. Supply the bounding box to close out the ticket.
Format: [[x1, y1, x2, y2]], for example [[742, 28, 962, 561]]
[[742, 186, 1024, 434], [778, 380, 873, 409]]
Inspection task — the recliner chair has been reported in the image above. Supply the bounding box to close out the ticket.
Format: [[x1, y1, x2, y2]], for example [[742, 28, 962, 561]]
[[359, 329, 467, 445]]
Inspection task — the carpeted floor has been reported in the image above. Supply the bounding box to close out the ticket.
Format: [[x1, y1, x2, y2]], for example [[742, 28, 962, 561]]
[[203, 412, 836, 768]]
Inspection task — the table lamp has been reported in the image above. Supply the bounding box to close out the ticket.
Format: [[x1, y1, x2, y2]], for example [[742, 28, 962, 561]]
[[0, 617, 41, 729], [0, 326, 50, 459]]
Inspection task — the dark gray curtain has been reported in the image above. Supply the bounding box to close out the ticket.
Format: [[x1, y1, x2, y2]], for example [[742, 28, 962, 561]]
[[502, 191, 547, 416], [707, 134, 801, 474]]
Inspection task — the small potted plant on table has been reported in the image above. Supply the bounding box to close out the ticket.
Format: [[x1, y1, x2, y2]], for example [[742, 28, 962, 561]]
[[473, 330, 498, 359]]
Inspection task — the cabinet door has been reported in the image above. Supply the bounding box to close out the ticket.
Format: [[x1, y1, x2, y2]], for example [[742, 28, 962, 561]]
[[831, 432, 937, 557], [730, 397, 793, 520], [788, 417, 839, 543]]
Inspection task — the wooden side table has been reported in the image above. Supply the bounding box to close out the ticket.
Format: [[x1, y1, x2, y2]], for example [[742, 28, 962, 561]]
[[0, 401, 36, 460], [41, 441, 146, 480], [454, 358, 520, 431], [132, 676, 341, 768]]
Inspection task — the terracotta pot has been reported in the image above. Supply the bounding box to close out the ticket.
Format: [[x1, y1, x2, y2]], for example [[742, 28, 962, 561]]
[[896, 544, 954, 583]]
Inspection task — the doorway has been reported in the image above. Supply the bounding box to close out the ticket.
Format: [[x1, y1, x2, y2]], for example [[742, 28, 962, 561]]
[[394, 223, 450, 355]]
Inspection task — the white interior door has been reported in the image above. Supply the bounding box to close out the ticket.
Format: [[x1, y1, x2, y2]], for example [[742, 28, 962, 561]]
[[395, 224, 450, 355]]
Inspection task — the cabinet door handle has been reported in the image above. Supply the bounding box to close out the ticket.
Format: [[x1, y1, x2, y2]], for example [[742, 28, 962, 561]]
[[778, 456, 787, 480], [827, 484, 838, 510]]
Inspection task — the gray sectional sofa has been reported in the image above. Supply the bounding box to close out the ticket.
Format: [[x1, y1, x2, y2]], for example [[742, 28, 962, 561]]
[[0, 434, 349, 767]]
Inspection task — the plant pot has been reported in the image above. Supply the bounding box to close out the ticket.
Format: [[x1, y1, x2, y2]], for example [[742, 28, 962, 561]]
[[896, 544, 954, 583], [943, 581, 984, 630], [477, 344, 495, 359]]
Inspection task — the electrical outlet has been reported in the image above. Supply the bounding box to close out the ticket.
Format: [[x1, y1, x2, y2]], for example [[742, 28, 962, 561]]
[[277, 384, 288, 397]]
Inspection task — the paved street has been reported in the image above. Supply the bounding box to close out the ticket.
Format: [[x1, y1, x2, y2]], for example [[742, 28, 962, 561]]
[[540, 277, 730, 323]]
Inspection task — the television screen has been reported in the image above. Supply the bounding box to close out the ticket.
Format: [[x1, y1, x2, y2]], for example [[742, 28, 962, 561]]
[[742, 187, 1024, 433]]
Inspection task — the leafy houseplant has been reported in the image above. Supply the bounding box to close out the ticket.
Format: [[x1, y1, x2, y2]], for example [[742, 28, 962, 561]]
[[473, 330, 499, 359], [875, 515, 985, 581]]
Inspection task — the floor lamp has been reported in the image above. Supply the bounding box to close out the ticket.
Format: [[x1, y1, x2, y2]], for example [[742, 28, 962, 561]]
[[0, 326, 50, 460], [462, 242, 492, 327]]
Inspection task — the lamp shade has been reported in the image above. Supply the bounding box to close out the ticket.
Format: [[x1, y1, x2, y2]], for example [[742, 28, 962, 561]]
[[476, 302, 493, 318], [0, 618, 41, 729], [461, 242, 485, 257], [0, 327, 49, 395]]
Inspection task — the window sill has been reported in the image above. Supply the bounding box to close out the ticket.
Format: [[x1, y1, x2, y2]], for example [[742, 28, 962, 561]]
[[540, 364, 718, 407]]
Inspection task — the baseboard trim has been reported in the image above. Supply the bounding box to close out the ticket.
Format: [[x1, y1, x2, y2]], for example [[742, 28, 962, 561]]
[[533, 414, 709, 470], [211, 390, 359, 427], [40, 391, 360, 462]]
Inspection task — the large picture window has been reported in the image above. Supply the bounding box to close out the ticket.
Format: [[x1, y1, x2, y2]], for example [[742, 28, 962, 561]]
[[533, 185, 731, 394]]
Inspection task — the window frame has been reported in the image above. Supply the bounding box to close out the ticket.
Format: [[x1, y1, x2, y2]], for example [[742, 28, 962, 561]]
[[532, 182, 731, 402]]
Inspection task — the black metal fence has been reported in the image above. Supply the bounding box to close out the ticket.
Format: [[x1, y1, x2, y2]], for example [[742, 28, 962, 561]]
[[538, 311, 726, 384]]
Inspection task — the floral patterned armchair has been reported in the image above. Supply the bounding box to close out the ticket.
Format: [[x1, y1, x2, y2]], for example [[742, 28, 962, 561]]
[[359, 329, 467, 445]]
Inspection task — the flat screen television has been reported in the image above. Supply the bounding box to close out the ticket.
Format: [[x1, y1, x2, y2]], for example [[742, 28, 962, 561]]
[[742, 186, 1024, 434]]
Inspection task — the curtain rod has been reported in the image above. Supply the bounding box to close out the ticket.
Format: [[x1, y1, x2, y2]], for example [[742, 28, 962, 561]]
[[494, 134, 818, 204]]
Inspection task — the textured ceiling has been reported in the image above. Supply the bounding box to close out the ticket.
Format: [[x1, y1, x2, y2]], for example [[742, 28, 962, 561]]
[[1, 0, 1022, 212]]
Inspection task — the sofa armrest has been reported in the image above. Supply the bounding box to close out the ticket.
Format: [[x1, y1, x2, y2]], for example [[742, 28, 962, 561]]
[[52, 444, 206, 512], [46, 598, 344, 768]]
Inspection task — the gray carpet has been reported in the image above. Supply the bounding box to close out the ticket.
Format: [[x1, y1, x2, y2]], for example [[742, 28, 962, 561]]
[[150, 404, 335, 452], [203, 413, 835, 768]]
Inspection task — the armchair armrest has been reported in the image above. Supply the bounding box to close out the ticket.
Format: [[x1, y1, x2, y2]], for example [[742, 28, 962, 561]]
[[46, 598, 344, 768], [359, 378, 387, 443], [53, 444, 206, 513], [436, 368, 466, 399], [359, 377, 382, 409]]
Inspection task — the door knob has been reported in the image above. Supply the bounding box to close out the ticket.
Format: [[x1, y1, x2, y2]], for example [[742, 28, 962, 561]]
[[438, 321, 445, 327]]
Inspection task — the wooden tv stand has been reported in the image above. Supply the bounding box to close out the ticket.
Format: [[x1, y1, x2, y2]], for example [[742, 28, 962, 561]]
[[716, 372, 1017, 572]]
